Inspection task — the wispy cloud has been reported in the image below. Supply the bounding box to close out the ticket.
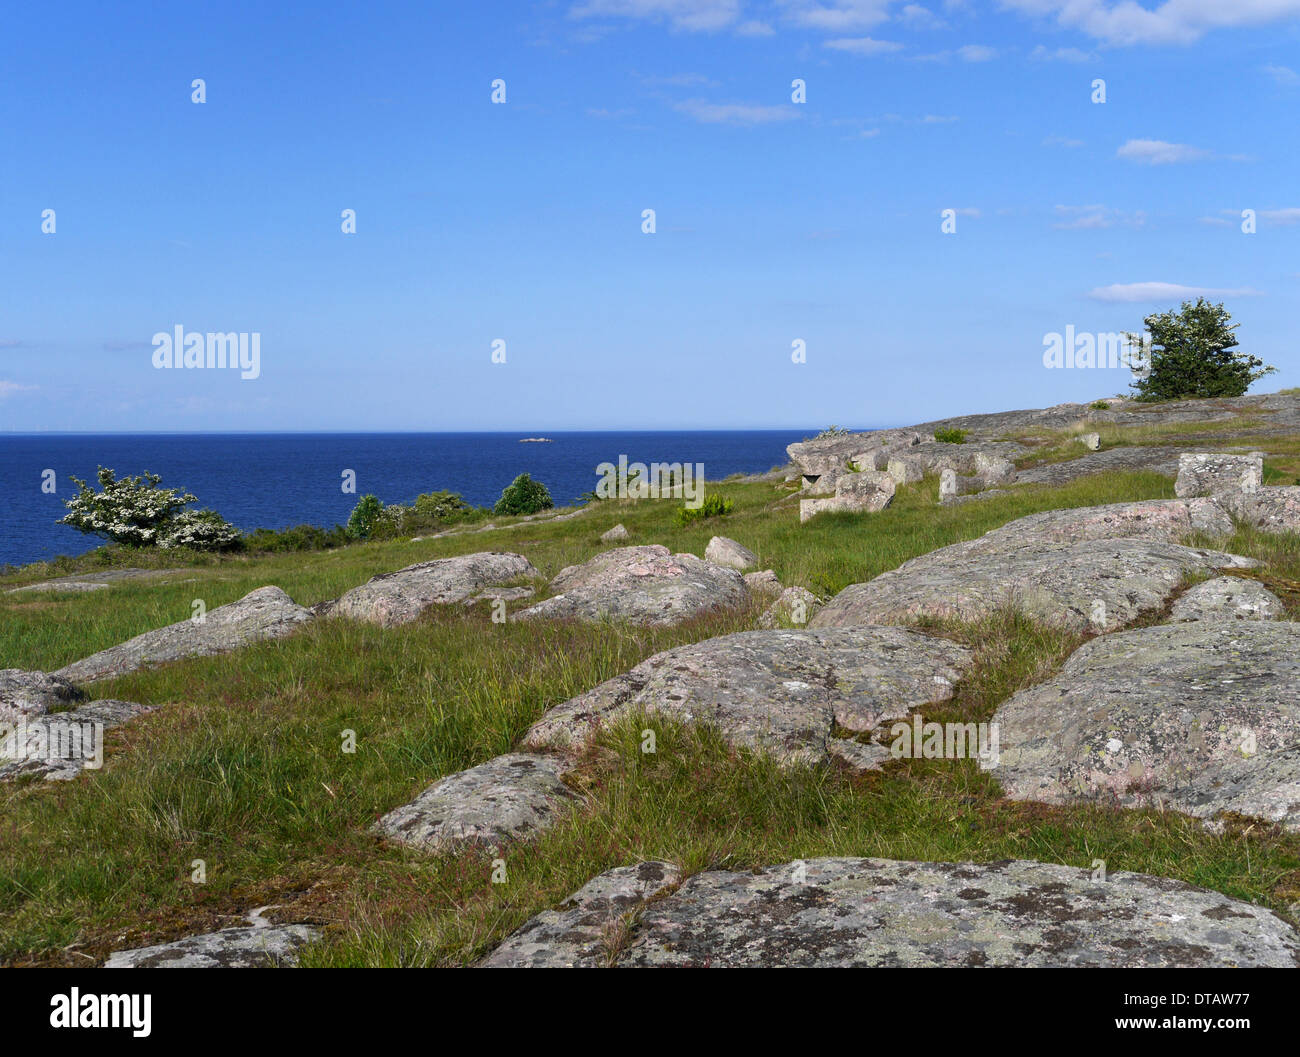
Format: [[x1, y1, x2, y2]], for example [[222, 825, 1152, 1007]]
[[824, 35, 903, 54], [1029, 44, 1096, 63], [569, 0, 742, 32], [780, 1, 893, 32], [0, 380, 36, 398], [1052, 204, 1145, 230], [1043, 135, 1084, 148], [1116, 138, 1213, 165], [675, 99, 803, 125], [1088, 281, 1264, 303], [1263, 63, 1300, 85], [1261, 207, 1300, 225], [1001, 0, 1300, 47]]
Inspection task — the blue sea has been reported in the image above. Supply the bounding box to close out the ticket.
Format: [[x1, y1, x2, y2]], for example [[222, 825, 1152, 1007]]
[[0, 431, 816, 568]]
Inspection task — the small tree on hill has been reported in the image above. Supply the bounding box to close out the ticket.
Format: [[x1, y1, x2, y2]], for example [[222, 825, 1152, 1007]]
[[1128, 299, 1274, 402], [494, 473, 553, 516], [59, 468, 197, 547]]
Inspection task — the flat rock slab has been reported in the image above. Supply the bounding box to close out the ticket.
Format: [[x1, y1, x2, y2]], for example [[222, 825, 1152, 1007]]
[[104, 924, 321, 968], [0, 699, 155, 782], [812, 537, 1255, 633], [6, 568, 182, 594], [536, 858, 1296, 967], [512, 545, 748, 627], [1169, 577, 1285, 622], [482, 861, 682, 967], [0, 669, 86, 719], [53, 586, 312, 684], [321, 552, 538, 627], [525, 627, 971, 767], [374, 753, 580, 853], [1015, 446, 1182, 487], [993, 622, 1300, 829]]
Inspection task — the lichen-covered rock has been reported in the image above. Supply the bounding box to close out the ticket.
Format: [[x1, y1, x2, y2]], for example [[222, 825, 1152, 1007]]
[[1015, 445, 1183, 487], [756, 586, 819, 628], [534, 858, 1298, 967], [1169, 577, 1285, 622], [321, 552, 538, 627], [743, 570, 783, 596], [463, 585, 535, 606], [962, 499, 1234, 552], [374, 753, 579, 853], [525, 626, 971, 767], [0, 699, 155, 782], [0, 669, 85, 719], [704, 536, 758, 571], [600, 523, 629, 542], [993, 622, 1300, 829], [481, 861, 681, 967], [813, 537, 1254, 633], [53, 587, 312, 685], [800, 470, 895, 522], [511, 546, 747, 626], [1221, 485, 1300, 534], [1175, 452, 1263, 498], [885, 456, 924, 484], [104, 924, 320, 968]]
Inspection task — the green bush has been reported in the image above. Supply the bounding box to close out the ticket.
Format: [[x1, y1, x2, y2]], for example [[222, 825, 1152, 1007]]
[[933, 428, 968, 444], [346, 495, 385, 540], [1089, 399, 1110, 411], [245, 524, 350, 552], [1128, 299, 1275, 402], [493, 474, 553, 516], [674, 493, 734, 526], [413, 490, 477, 523]]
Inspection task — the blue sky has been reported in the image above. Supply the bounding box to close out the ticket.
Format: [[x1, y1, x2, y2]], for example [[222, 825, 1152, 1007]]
[[3, 0, 1299, 431]]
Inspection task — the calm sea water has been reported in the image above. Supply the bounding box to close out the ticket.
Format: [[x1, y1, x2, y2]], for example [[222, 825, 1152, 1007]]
[[0, 431, 817, 568]]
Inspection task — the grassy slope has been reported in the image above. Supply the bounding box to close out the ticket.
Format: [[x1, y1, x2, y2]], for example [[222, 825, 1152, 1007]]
[[3, 420, 1300, 966]]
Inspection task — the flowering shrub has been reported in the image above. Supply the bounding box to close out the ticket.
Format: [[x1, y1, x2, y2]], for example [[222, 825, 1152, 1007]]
[[493, 473, 553, 516], [158, 509, 242, 551], [346, 494, 385, 539], [59, 468, 197, 547]]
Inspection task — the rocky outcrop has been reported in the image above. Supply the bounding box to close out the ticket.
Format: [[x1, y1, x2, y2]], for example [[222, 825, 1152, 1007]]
[[524, 626, 971, 768], [481, 861, 682, 967], [743, 570, 783, 596], [1221, 486, 1300, 534], [704, 536, 758, 571], [994, 621, 1300, 829], [756, 586, 819, 628], [53, 587, 312, 685], [813, 537, 1254, 633], [6, 568, 185, 594], [320, 552, 538, 627], [511, 546, 748, 626], [0, 669, 85, 719], [1175, 452, 1264, 498], [489, 857, 1299, 967], [1010, 446, 1183, 487], [1169, 577, 1285, 622], [600, 524, 629, 542], [104, 918, 321, 968], [800, 469, 895, 522], [0, 699, 155, 782], [373, 753, 579, 853]]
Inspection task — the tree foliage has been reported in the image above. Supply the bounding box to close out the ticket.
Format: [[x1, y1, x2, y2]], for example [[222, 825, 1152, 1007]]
[[1129, 299, 1275, 402]]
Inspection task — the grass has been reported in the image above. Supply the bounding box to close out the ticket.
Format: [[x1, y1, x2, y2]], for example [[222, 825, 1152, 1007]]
[[3, 431, 1300, 965]]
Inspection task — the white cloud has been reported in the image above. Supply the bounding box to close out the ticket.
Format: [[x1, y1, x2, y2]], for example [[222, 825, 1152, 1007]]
[[569, 0, 741, 32], [824, 35, 904, 53], [921, 113, 959, 122], [1263, 63, 1300, 85], [675, 99, 803, 124], [0, 380, 36, 398], [1261, 207, 1300, 225], [1116, 138, 1211, 164], [736, 19, 776, 34], [780, 1, 894, 31], [957, 43, 997, 61], [1052, 204, 1146, 229], [898, 4, 948, 28], [1029, 44, 1096, 62], [1000, 0, 1300, 46], [1088, 282, 1263, 303], [861, 127, 882, 137]]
